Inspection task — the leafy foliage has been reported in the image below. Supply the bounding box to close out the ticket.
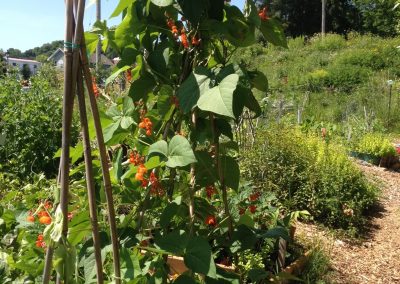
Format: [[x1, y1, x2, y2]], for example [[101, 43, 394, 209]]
[[0, 65, 79, 179], [241, 125, 378, 231]]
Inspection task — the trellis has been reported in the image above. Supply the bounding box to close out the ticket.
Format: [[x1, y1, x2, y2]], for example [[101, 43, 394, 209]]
[[42, 0, 120, 283]]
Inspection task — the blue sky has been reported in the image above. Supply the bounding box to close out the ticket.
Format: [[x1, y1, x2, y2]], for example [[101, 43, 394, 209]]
[[0, 0, 244, 52]]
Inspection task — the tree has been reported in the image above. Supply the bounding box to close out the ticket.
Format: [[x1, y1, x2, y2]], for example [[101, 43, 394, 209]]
[[21, 64, 31, 80], [6, 48, 22, 58], [355, 0, 400, 36], [254, 0, 361, 36]]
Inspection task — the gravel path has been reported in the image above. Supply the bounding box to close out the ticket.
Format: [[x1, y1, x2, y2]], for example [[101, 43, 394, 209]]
[[297, 161, 400, 283]]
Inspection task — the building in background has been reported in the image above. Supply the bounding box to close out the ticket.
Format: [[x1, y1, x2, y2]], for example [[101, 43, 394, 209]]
[[47, 48, 114, 68], [6, 57, 41, 75]]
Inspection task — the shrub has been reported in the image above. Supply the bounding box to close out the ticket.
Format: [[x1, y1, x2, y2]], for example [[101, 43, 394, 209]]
[[356, 133, 397, 158], [241, 126, 378, 231], [308, 34, 347, 51], [0, 66, 79, 179]]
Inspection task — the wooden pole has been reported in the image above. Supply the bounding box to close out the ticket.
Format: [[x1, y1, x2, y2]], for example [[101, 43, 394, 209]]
[[96, 0, 101, 70], [321, 0, 326, 36], [79, 40, 121, 284], [76, 67, 104, 283]]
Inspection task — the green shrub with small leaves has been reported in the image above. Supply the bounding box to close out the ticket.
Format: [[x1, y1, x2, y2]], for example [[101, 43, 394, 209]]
[[0, 66, 79, 179], [241, 125, 378, 231], [356, 133, 397, 157]]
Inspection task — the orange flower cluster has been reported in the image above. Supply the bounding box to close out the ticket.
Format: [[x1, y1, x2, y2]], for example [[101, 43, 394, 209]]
[[249, 205, 257, 214], [149, 172, 164, 196], [139, 117, 153, 136], [92, 77, 99, 98], [126, 69, 132, 82], [206, 185, 216, 199], [249, 192, 261, 202], [135, 164, 148, 183], [167, 18, 179, 36], [38, 211, 52, 225], [205, 215, 217, 227], [36, 234, 46, 249], [258, 7, 269, 21], [166, 17, 200, 49], [27, 201, 53, 225], [180, 29, 189, 49], [129, 150, 144, 166]]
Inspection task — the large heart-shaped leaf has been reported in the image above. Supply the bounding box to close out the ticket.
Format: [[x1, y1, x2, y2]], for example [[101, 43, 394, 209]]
[[184, 236, 216, 277], [177, 67, 212, 114], [148, 135, 197, 168], [259, 18, 288, 48], [197, 74, 239, 118]]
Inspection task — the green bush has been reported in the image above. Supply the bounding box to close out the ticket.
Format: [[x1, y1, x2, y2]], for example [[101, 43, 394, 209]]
[[355, 133, 397, 157], [241, 126, 378, 231], [308, 34, 347, 51], [0, 66, 79, 179]]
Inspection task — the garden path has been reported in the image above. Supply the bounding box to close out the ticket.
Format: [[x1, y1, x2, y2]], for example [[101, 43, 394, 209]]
[[297, 161, 400, 284]]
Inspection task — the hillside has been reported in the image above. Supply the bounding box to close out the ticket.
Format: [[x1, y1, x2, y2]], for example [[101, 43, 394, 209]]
[[236, 34, 400, 133]]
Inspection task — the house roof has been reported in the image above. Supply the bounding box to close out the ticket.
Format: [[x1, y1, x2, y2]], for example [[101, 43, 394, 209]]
[[47, 48, 64, 62], [8, 58, 41, 64]]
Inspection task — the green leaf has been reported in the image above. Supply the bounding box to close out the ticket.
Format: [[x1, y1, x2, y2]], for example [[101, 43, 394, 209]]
[[244, 0, 261, 27], [248, 268, 270, 282], [148, 140, 168, 158], [148, 136, 197, 168], [68, 211, 91, 246], [177, 67, 212, 114], [110, 0, 133, 18], [237, 214, 255, 228], [53, 242, 76, 283], [249, 70, 268, 92], [184, 236, 216, 277], [106, 65, 131, 86], [103, 119, 121, 143], [160, 202, 179, 229], [259, 18, 288, 48], [197, 74, 239, 118], [151, 0, 173, 7], [177, 0, 207, 24], [120, 248, 142, 279], [84, 32, 99, 54], [115, 5, 145, 52], [231, 225, 257, 253], [113, 148, 123, 182], [174, 275, 197, 284], [155, 230, 188, 255], [128, 72, 156, 101], [258, 226, 289, 241], [121, 116, 135, 129], [157, 85, 174, 119], [220, 155, 240, 191], [167, 135, 197, 168]]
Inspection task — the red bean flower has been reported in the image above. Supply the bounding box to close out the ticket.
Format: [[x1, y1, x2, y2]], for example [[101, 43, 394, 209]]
[[205, 215, 217, 227]]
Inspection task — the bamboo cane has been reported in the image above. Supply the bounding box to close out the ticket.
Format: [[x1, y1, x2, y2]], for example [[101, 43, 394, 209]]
[[78, 39, 121, 283], [76, 67, 104, 283]]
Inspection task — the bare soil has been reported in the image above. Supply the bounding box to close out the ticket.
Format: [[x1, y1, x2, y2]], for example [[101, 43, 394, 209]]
[[296, 161, 400, 284]]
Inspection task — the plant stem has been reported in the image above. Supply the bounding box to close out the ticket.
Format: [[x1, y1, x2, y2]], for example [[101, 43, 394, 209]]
[[209, 114, 233, 237], [76, 67, 104, 283]]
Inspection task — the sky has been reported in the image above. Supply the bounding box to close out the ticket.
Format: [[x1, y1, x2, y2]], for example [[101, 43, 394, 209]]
[[0, 0, 245, 52]]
